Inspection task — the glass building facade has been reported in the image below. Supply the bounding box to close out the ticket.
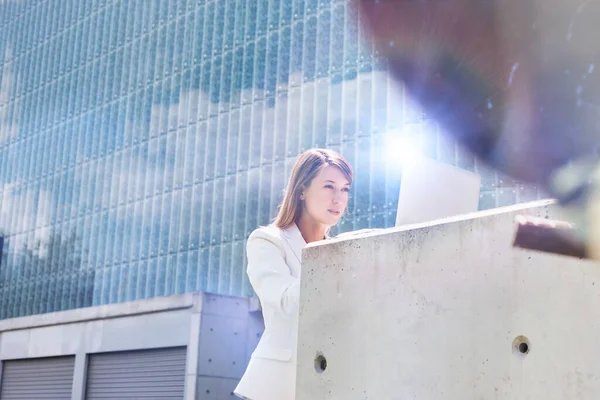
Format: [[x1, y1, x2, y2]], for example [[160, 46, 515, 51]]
[[0, 0, 542, 319]]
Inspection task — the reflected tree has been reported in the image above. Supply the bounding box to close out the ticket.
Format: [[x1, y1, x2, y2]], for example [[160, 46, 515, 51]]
[[0, 229, 93, 319]]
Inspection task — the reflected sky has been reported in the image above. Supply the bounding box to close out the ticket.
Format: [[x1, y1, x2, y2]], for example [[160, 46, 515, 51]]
[[0, 0, 542, 319]]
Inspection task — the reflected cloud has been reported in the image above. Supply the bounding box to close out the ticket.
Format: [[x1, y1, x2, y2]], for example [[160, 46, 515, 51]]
[[68, 69, 398, 270], [0, 62, 495, 275], [1, 67, 407, 264], [0, 181, 52, 259], [0, 46, 18, 147]]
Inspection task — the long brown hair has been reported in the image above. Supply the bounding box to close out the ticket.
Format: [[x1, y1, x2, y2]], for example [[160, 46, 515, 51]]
[[273, 149, 354, 229]]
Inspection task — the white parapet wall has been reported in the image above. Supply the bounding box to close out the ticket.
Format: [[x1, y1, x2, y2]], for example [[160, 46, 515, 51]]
[[296, 199, 600, 399]]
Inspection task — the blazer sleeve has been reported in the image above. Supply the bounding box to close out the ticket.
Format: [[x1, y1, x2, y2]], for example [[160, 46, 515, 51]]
[[246, 228, 300, 316]]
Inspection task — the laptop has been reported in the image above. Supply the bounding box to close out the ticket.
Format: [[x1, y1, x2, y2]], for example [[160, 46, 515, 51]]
[[396, 157, 481, 227]]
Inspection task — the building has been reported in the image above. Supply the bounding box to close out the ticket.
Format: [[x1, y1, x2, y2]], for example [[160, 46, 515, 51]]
[[0, 0, 542, 320], [0, 0, 543, 398]]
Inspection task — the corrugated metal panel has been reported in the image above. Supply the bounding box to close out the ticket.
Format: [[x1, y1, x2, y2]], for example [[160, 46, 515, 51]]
[[0, 356, 75, 400], [85, 347, 187, 400]]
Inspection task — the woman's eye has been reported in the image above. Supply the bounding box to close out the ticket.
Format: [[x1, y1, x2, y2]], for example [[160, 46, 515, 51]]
[[343, 187, 350, 192], [324, 185, 334, 189]]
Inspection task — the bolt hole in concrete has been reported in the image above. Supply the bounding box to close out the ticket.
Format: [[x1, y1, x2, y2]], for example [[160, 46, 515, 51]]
[[315, 353, 327, 373], [519, 342, 529, 354], [513, 335, 531, 356]]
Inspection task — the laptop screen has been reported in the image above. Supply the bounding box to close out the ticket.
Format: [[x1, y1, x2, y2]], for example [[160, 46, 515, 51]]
[[396, 157, 481, 227]]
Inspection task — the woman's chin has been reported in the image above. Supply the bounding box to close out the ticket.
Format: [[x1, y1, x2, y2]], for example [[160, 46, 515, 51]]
[[323, 214, 342, 226]]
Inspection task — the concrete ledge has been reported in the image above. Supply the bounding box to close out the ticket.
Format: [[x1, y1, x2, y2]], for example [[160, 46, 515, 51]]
[[307, 198, 558, 249], [0, 292, 201, 333], [296, 197, 600, 399]]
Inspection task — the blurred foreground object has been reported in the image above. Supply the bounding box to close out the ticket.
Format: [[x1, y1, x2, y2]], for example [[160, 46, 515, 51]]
[[352, 0, 599, 259], [513, 215, 586, 259]]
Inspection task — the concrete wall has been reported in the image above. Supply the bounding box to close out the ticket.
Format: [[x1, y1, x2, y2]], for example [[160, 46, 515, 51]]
[[195, 294, 264, 399], [296, 200, 600, 399], [0, 292, 263, 400]]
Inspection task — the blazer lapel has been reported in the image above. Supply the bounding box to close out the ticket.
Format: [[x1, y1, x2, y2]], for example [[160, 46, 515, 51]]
[[283, 223, 307, 264]]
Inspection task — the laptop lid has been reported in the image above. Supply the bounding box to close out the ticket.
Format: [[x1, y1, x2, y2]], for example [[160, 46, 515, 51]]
[[396, 157, 481, 227]]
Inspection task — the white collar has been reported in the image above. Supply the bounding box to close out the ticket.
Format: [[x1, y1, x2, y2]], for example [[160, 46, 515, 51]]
[[282, 223, 307, 263]]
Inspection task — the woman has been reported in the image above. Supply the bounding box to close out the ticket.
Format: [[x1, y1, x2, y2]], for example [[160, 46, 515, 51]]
[[234, 148, 354, 400]]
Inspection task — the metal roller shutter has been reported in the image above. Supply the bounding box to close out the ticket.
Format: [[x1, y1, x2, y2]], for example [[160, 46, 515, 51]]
[[0, 356, 75, 400], [85, 347, 187, 400]]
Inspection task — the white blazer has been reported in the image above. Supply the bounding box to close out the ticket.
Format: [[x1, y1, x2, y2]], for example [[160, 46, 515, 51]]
[[234, 223, 307, 400]]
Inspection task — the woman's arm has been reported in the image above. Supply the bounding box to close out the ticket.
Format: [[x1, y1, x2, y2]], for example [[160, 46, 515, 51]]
[[246, 228, 299, 315]]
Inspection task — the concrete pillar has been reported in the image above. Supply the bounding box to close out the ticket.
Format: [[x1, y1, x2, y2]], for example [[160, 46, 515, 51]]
[[184, 294, 203, 400], [71, 352, 87, 400], [296, 200, 600, 399]]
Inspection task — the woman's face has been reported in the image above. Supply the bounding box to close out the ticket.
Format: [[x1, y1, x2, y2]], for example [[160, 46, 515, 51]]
[[301, 165, 351, 226]]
